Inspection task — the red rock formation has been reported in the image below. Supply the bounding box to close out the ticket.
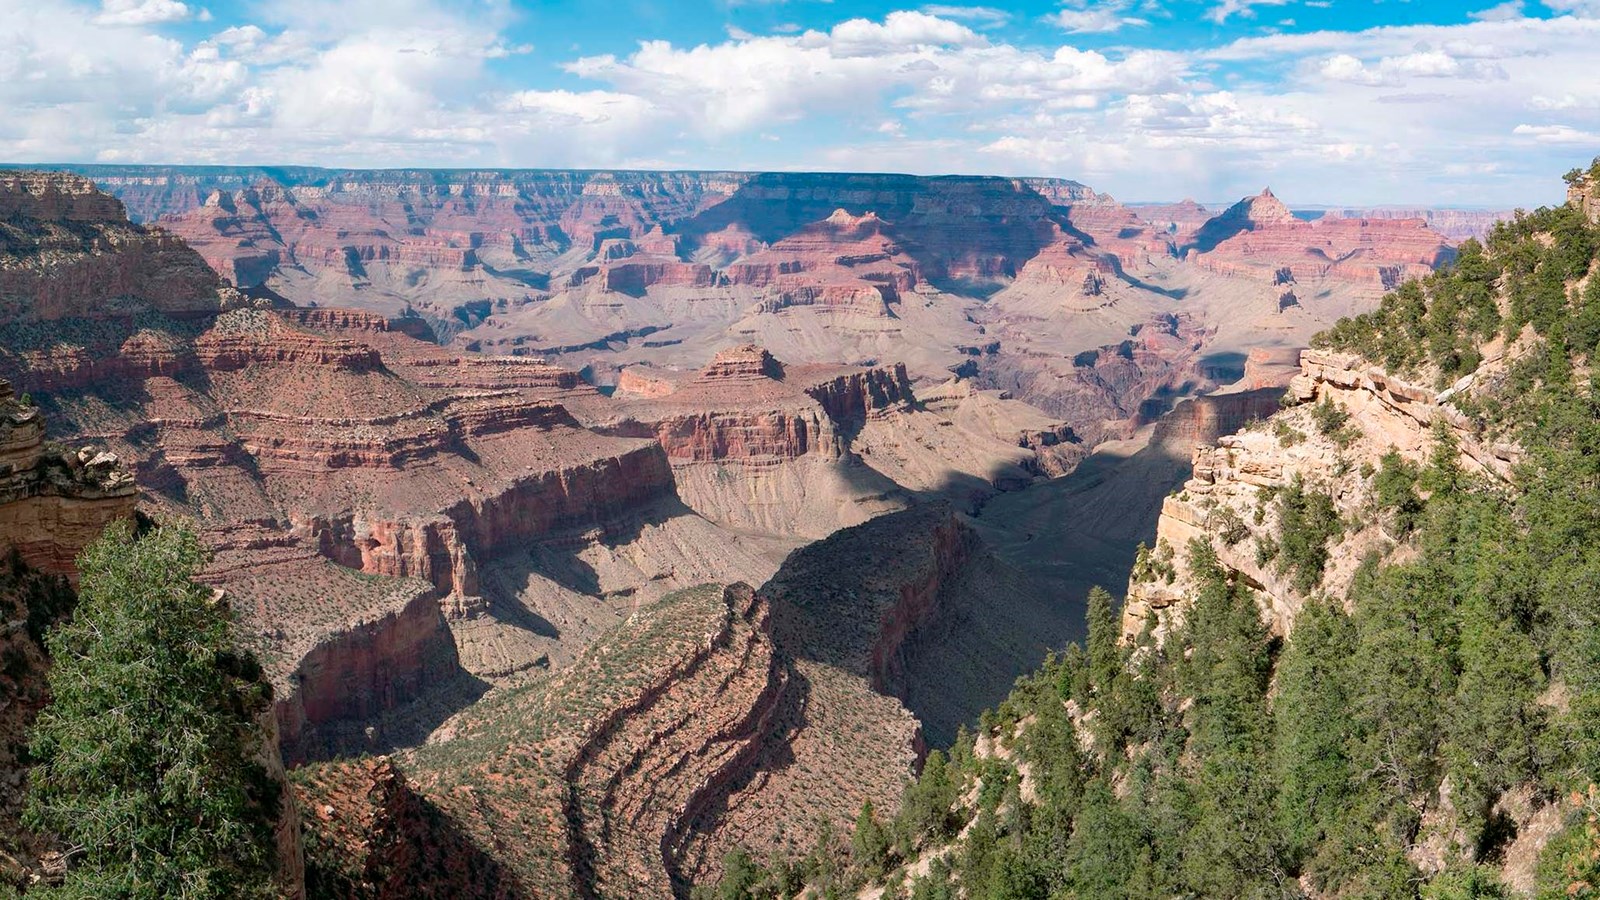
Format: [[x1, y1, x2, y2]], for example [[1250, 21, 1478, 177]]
[[1135, 199, 1213, 244], [976, 313, 1218, 444], [1188, 189, 1455, 290], [1009, 226, 1118, 297], [391, 583, 791, 896], [0, 173, 710, 771], [0, 172, 229, 323]]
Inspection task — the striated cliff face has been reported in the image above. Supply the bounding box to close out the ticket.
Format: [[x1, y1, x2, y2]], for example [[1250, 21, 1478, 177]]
[[1148, 386, 1287, 451], [0, 171, 234, 323], [386, 583, 793, 897], [0, 173, 778, 772], [297, 440, 676, 597], [597, 345, 1081, 538], [313, 502, 1065, 896], [20, 166, 1463, 455]]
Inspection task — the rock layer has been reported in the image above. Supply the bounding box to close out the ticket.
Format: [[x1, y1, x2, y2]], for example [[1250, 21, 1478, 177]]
[[0, 379, 136, 577]]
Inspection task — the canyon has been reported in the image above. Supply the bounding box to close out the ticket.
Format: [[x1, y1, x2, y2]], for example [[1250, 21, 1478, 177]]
[[16, 165, 1459, 422], [0, 164, 1483, 896]]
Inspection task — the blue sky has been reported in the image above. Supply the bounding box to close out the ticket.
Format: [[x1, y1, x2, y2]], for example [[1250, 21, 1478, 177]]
[[2, 0, 1598, 205]]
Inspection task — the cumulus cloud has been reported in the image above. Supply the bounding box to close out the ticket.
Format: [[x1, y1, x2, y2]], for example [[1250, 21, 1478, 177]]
[[94, 0, 191, 26], [1470, 1, 1527, 21], [919, 5, 1011, 27], [1543, 0, 1600, 17], [1317, 49, 1508, 86], [1045, 0, 1150, 34], [1513, 123, 1600, 143], [826, 11, 987, 55]]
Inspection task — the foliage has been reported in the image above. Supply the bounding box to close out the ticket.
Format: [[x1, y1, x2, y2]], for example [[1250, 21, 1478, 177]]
[[23, 521, 280, 899], [715, 162, 1600, 900], [1273, 477, 1342, 594]]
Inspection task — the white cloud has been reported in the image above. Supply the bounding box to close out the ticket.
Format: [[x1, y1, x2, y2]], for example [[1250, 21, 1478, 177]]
[[93, 0, 191, 25], [1317, 49, 1508, 86], [1207, 0, 1291, 25], [1513, 123, 1600, 143], [0, 2, 1593, 206], [1543, 0, 1600, 17], [826, 11, 987, 55], [919, 5, 1011, 27], [1045, 0, 1150, 33], [1470, 1, 1526, 21]]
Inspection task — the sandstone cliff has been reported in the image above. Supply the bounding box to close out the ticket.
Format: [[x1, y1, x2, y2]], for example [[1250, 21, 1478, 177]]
[[19, 165, 1466, 469], [0, 171, 235, 323], [0, 380, 136, 576], [295, 501, 1062, 897]]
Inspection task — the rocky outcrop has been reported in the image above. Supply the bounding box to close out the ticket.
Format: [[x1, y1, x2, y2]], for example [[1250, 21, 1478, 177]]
[[0, 380, 136, 577], [1149, 387, 1286, 452], [400, 583, 792, 897], [0, 174, 773, 784], [1122, 346, 1520, 639], [295, 758, 521, 898], [297, 440, 676, 597], [1571, 169, 1600, 224], [975, 313, 1217, 445]]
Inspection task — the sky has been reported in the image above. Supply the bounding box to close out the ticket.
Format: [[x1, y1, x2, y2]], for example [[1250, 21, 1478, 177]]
[[1, 0, 1598, 206]]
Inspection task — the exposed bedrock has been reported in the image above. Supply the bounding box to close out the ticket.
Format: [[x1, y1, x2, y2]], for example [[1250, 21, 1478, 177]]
[[275, 585, 466, 765], [301, 503, 1051, 896], [295, 441, 677, 597], [0, 171, 228, 323], [1187, 189, 1455, 290], [1123, 347, 1522, 640], [0, 379, 137, 578]]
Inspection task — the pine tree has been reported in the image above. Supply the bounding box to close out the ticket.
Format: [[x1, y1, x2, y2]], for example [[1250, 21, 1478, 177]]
[[1273, 597, 1357, 873], [1085, 586, 1121, 698], [851, 800, 890, 880]]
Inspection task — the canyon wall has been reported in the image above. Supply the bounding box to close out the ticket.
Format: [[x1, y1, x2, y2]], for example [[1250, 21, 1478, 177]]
[[0, 173, 771, 775], [1122, 347, 1519, 639]]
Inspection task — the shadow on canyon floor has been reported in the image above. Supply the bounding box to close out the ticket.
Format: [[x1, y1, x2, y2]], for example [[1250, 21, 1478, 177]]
[[969, 429, 1194, 635]]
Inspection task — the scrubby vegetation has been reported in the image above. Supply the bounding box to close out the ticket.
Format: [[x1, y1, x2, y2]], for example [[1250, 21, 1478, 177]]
[[709, 160, 1600, 899], [21, 522, 281, 899]]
